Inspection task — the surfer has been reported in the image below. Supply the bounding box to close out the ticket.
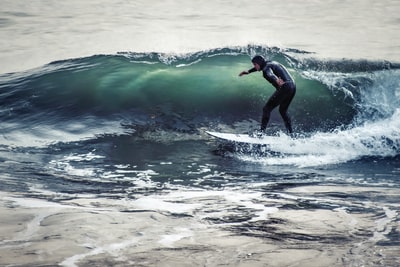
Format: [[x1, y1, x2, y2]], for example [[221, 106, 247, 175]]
[[239, 55, 296, 134]]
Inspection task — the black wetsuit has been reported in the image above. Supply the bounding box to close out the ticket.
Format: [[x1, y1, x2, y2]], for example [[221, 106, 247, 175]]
[[249, 61, 296, 133]]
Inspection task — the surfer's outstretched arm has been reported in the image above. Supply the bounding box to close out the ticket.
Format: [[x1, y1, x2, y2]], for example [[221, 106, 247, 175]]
[[239, 67, 257, 76]]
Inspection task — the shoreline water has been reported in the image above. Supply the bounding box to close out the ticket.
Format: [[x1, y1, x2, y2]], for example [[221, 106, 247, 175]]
[[1, 173, 399, 267]]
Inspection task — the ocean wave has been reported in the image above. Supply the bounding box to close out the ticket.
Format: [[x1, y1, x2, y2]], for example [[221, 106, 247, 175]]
[[0, 46, 399, 151]]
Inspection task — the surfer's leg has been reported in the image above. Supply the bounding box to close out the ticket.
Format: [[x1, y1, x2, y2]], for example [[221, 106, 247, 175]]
[[278, 84, 296, 134], [261, 92, 280, 131], [261, 106, 272, 131], [279, 106, 292, 133]]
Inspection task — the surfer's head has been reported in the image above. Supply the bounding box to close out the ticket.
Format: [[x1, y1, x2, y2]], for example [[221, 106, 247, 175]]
[[251, 55, 266, 71]]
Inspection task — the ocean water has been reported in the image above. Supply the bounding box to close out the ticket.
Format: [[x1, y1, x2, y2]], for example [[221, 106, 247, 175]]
[[0, 1, 400, 266]]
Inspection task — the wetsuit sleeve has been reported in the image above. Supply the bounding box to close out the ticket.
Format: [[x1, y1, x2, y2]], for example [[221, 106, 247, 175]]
[[248, 67, 257, 73]]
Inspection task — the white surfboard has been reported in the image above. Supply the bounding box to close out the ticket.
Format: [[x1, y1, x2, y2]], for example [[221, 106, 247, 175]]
[[206, 131, 281, 145]]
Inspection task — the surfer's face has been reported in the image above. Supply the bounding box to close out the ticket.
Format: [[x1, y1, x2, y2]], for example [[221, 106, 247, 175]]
[[253, 62, 261, 71]]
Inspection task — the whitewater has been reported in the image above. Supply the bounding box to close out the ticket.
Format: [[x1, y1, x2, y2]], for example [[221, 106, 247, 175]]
[[0, 1, 399, 266]]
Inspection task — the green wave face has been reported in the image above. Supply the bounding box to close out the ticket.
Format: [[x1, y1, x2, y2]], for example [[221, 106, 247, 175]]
[[1, 46, 399, 133]]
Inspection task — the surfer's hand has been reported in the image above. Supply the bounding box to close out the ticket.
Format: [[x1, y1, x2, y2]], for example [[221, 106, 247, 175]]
[[276, 78, 285, 87], [239, 71, 248, 76]]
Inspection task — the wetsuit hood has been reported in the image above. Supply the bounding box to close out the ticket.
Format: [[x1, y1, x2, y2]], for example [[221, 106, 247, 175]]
[[251, 55, 266, 70]]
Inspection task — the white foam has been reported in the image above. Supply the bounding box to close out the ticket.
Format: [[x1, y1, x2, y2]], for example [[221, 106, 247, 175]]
[[0, 120, 124, 148], [60, 239, 138, 267], [49, 152, 160, 189], [237, 109, 400, 167], [158, 227, 193, 247], [132, 197, 200, 214], [129, 189, 279, 224], [63, 152, 105, 162], [372, 207, 398, 242], [3, 196, 68, 209]]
